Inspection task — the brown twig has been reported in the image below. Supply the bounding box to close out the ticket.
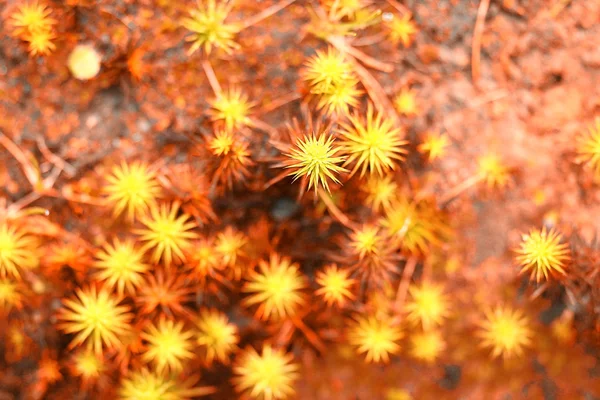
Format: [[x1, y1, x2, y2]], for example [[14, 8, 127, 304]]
[[202, 59, 222, 96], [291, 316, 326, 353], [467, 89, 509, 108], [256, 92, 301, 116], [386, 0, 410, 15], [40, 165, 62, 191], [263, 171, 289, 190], [237, 0, 297, 30], [36, 135, 76, 178], [318, 188, 357, 229], [345, 57, 400, 125], [351, 31, 387, 47], [329, 36, 395, 73], [43, 187, 106, 207], [471, 0, 491, 87], [5, 192, 43, 218], [529, 282, 549, 301], [250, 118, 279, 138], [549, 0, 571, 18], [0, 130, 40, 187], [274, 320, 295, 348], [394, 256, 417, 312], [439, 175, 483, 208]]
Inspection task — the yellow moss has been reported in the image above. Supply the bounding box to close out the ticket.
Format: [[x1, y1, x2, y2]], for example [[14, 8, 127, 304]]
[[347, 313, 403, 363], [195, 308, 239, 365], [339, 104, 408, 177], [479, 306, 533, 359], [405, 282, 450, 330], [57, 285, 133, 355], [242, 253, 306, 321], [141, 317, 195, 374], [282, 132, 347, 194], [182, 0, 240, 55], [233, 345, 299, 400], [515, 226, 570, 282], [315, 264, 356, 307]]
